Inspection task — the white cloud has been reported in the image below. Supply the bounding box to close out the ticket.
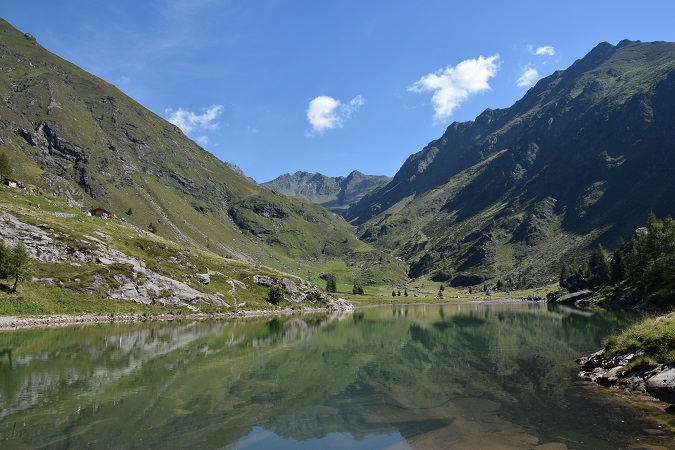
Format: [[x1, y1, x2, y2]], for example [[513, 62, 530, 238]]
[[196, 135, 209, 145], [306, 95, 365, 134], [530, 45, 556, 56], [517, 66, 539, 87], [408, 55, 500, 122], [166, 105, 224, 134]]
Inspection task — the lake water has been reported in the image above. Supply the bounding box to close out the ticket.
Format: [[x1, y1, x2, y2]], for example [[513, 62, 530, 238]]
[[0, 303, 673, 449]]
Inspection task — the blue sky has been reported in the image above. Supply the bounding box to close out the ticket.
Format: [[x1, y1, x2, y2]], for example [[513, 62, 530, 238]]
[[3, 1, 675, 182]]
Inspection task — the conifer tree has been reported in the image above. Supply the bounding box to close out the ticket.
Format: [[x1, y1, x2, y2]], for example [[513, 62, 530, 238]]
[[610, 248, 627, 284], [325, 274, 337, 293], [0, 152, 11, 182], [588, 244, 610, 285], [559, 262, 572, 288], [6, 242, 32, 292]]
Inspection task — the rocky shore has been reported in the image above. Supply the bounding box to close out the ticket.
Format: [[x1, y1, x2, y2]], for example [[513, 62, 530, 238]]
[[0, 298, 355, 331], [577, 350, 675, 409]]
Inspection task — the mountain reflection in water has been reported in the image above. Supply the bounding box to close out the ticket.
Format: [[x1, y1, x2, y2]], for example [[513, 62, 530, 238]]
[[0, 303, 673, 449]]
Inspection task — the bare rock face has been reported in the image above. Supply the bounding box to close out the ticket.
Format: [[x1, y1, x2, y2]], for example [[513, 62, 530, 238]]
[[578, 351, 675, 405]]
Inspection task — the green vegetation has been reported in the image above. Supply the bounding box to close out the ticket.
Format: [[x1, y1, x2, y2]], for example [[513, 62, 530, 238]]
[[560, 214, 675, 305], [0, 151, 11, 181], [604, 313, 675, 370], [347, 41, 675, 290], [266, 286, 285, 305], [0, 241, 32, 292], [324, 274, 337, 293], [0, 19, 406, 291], [557, 215, 675, 371]]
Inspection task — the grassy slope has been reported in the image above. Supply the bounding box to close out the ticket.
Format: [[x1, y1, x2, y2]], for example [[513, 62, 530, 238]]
[[0, 19, 407, 289], [0, 186, 549, 316], [603, 313, 675, 371]]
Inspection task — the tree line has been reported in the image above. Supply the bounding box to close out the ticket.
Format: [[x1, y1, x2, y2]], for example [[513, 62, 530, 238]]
[[560, 214, 675, 300]]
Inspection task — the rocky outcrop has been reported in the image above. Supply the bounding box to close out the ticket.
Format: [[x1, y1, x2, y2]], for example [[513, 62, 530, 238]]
[[252, 275, 353, 310], [0, 211, 227, 308], [0, 209, 353, 312], [578, 350, 675, 406]]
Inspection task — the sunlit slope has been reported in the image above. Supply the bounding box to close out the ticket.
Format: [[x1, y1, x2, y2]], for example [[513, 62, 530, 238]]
[[0, 18, 406, 283]]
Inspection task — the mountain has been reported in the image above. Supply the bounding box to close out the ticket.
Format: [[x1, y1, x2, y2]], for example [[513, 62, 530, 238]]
[[0, 18, 406, 285], [263, 170, 391, 216], [347, 40, 675, 287]]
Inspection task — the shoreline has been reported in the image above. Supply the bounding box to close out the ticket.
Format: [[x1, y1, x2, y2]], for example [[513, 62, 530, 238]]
[[0, 298, 539, 331], [0, 307, 336, 331]]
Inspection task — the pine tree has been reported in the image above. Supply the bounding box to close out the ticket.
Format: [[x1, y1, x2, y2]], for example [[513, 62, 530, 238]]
[[325, 274, 337, 293], [9, 242, 32, 293], [559, 262, 572, 288], [610, 248, 627, 284], [0, 241, 11, 280], [588, 244, 610, 285], [0, 152, 11, 182]]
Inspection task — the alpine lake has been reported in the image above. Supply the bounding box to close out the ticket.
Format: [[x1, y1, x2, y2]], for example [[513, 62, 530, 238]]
[[1, 302, 674, 449]]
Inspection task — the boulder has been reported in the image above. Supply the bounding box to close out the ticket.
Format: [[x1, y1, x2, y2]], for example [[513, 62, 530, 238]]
[[645, 366, 675, 404], [556, 290, 593, 304], [196, 273, 210, 285]]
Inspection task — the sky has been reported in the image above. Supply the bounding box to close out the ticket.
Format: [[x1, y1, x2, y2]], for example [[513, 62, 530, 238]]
[[3, 1, 675, 183]]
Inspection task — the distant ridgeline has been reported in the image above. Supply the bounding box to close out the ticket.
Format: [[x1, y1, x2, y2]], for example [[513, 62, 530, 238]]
[[263, 170, 391, 217]]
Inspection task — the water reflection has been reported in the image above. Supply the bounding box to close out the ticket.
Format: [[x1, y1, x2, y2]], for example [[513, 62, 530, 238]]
[[0, 303, 672, 449]]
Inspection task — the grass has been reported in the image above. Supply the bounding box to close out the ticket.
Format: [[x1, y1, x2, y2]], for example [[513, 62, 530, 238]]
[[603, 312, 675, 368], [0, 174, 548, 319]]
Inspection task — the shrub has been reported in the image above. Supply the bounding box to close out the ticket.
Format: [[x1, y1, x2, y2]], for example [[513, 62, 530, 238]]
[[267, 286, 285, 305]]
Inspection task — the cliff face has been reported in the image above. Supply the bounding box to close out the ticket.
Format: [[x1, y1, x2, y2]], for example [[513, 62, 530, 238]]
[[347, 40, 675, 286]]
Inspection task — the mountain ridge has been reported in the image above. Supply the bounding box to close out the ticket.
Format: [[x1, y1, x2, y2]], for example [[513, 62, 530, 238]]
[[262, 170, 391, 216], [0, 18, 407, 286], [347, 39, 675, 286]]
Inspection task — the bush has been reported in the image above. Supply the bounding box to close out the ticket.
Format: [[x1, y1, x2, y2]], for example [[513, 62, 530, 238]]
[[267, 286, 285, 305]]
